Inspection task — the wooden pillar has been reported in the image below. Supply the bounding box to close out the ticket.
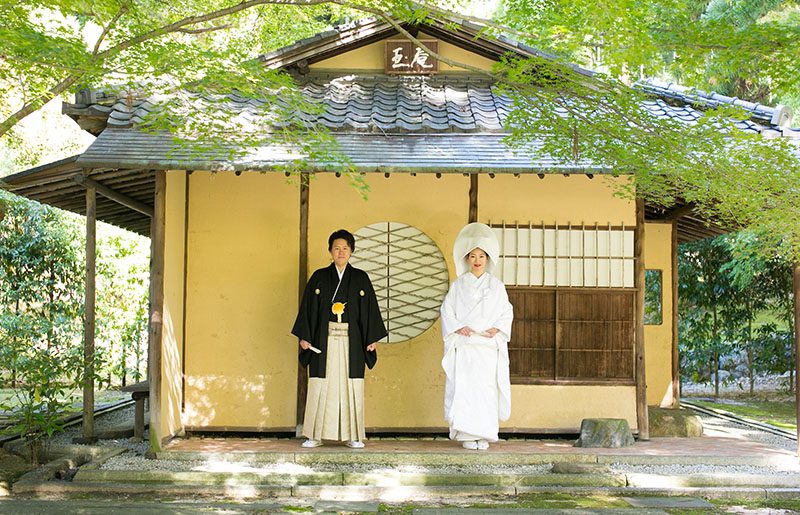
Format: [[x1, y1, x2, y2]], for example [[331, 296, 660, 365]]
[[468, 174, 478, 223], [793, 261, 800, 457], [634, 199, 649, 439], [81, 186, 96, 441], [181, 173, 190, 411], [148, 170, 166, 451], [671, 223, 680, 408], [296, 173, 310, 435]]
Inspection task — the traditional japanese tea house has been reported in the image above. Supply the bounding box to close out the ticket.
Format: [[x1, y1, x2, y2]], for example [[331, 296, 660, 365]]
[[3, 15, 798, 451]]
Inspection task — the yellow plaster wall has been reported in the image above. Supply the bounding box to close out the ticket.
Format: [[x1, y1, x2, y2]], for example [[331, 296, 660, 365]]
[[310, 32, 496, 72], [177, 172, 648, 431], [643, 222, 675, 407], [308, 173, 469, 428], [478, 174, 635, 226], [479, 174, 638, 429], [512, 386, 637, 430], [183, 172, 299, 430], [161, 171, 186, 440]]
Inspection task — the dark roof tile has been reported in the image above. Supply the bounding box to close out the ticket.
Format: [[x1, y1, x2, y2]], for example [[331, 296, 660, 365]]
[[636, 79, 793, 129]]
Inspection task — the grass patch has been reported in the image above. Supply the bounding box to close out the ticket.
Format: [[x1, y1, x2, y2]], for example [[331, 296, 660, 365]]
[[689, 397, 797, 432], [489, 492, 630, 509], [0, 389, 129, 412], [379, 493, 632, 512], [378, 496, 800, 513], [711, 498, 800, 512]]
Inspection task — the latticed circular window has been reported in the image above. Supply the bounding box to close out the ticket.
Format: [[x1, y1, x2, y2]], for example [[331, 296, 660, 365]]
[[350, 222, 450, 343]]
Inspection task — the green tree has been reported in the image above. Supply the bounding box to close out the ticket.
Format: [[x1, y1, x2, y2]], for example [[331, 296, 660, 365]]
[[679, 232, 795, 394], [724, 232, 794, 393], [95, 231, 149, 388], [679, 236, 739, 396], [0, 190, 84, 463], [497, 0, 800, 105], [2, 1, 799, 256], [492, 0, 800, 258]]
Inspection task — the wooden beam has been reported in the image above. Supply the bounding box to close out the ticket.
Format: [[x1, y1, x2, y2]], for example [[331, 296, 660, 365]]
[[794, 261, 800, 457], [296, 172, 310, 435], [671, 223, 680, 408], [81, 186, 96, 442], [181, 172, 190, 411], [26, 178, 126, 201], [634, 198, 649, 439], [468, 174, 478, 223], [73, 174, 154, 217], [664, 203, 696, 221], [148, 170, 166, 452]]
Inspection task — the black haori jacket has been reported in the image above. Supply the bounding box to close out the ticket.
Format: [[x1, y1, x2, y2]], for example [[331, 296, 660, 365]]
[[292, 263, 387, 378]]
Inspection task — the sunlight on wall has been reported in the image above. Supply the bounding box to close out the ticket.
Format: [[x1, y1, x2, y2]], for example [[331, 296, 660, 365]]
[[183, 172, 298, 430], [643, 222, 675, 407], [161, 171, 187, 440]]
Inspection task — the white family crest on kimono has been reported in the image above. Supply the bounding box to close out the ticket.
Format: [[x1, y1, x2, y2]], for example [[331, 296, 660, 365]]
[[441, 223, 513, 444]]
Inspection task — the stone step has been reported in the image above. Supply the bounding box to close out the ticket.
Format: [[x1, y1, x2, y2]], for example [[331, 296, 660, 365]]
[[155, 449, 783, 467], [73, 469, 627, 487], [14, 480, 800, 502], [72, 467, 800, 489]]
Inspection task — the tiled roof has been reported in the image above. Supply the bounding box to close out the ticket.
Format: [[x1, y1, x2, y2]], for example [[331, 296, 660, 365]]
[[64, 75, 800, 140], [637, 79, 796, 138], [289, 76, 511, 132], [66, 76, 514, 134], [73, 130, 602, 173]]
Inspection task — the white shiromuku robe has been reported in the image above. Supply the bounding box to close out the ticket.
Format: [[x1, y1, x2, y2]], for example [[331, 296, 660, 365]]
[[440, 271, 513, 442]]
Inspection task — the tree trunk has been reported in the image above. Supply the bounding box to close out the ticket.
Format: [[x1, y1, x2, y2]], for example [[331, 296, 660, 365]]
[[748, 314, 754, 395], [135, 334, 142, 382], [121, 345, 127, 387], [47, 264, 54, 351], [713, 305, 719, 397], [12, 298, 19, 388]]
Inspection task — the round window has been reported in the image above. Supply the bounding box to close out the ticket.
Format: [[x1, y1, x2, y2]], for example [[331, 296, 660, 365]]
[[350, 222, 449, 343]]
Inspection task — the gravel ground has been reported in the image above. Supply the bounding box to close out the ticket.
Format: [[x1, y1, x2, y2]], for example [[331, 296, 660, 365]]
[[682, 375, 792, 395], [98, 455, 555, 474], [94, 408, 800, 476], [695, 409, 797, 453], [42, 385, 800, 477], [50, 403, 149, 455]]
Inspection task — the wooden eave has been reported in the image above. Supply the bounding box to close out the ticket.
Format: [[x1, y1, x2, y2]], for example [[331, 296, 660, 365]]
[[2, 157, 728, 242], [1, 157, 153, 236]]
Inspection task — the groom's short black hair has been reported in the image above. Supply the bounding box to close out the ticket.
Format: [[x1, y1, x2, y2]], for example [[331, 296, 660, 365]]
[[328, 229, 355, 252]]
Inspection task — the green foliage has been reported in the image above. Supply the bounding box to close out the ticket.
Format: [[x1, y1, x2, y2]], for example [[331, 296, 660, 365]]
[[497, 0, 800, 102], [495, 53, 800, 259], [0, 190, 149, 452], [679, 235, 735, 392], [644, 269, 663, 325], [492, 1, 800, 258], [678, 231, 794, 394], [1, 1, 799, 254], [95, 230, 149, 388], [0, 190, 84, 463]]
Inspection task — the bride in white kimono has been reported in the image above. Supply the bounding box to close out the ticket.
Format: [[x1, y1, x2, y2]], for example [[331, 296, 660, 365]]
[[441, 223, 513, 450]]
